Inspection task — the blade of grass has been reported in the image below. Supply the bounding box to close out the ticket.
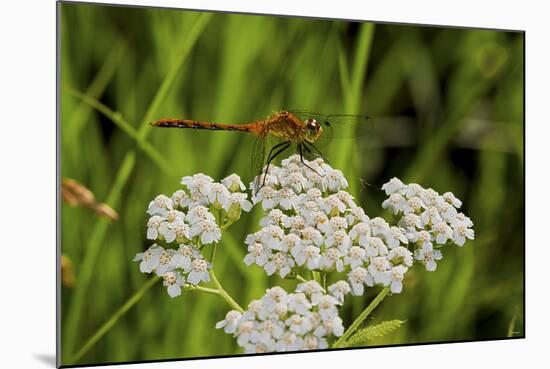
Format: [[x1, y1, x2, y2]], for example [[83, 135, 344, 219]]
[[64, 86, 172, 174], [62, 13, 212, 362], [62, 39, 126, 148], [331, 23, 375, 195]]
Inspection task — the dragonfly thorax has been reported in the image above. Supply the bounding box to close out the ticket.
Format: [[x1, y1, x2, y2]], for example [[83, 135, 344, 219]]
[[304, 118, 323, 143]]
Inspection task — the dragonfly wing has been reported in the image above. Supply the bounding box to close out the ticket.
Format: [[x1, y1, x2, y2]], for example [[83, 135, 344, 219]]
[[250, 133, 267, 193], [289, 110, 373, 139], [251, 133, 293, 194]]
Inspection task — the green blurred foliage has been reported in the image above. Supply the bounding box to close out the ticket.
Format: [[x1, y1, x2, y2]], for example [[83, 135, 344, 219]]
[[59, 2, 524, 366]]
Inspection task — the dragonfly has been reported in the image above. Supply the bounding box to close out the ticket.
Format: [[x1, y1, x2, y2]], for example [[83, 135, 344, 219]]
[[151, 110, 372, 193]]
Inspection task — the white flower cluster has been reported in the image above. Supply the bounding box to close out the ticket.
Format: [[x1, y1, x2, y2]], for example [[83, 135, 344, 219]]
[[134, 243, 211, 297], [381, 178, 475, 271], [216, 281, 345, 353], [134, 173, 252, 297], [246, 155, 413, 295]]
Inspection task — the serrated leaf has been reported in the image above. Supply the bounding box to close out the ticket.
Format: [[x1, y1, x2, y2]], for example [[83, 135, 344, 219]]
[[344, 320, 405, 347]]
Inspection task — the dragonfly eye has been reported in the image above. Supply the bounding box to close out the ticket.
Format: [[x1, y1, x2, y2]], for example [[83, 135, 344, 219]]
[[304, 118, 322, 142]]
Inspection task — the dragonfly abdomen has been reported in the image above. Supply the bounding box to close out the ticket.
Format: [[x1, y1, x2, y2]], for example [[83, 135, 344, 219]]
[[151, 119, 259, 134]]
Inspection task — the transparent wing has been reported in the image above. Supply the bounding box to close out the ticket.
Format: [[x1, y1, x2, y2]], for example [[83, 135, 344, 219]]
[[250, 133, 292, 194], [289, 110, 374, 139]]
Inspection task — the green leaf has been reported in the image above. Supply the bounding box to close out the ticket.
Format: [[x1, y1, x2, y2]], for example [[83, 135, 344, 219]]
[[344, 320, 405, 347]]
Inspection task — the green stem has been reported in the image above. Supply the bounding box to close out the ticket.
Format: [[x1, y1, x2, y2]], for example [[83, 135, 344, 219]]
[[210, 269, 244, 312], [220, 220, 234, 231], [333, 287, 390, 348], [185, 284, 220, 295], [70, 276, 161, 364], [296, 274, 309, 283]]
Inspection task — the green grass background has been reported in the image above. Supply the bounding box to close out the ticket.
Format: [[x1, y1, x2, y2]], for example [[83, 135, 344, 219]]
[[59, 2, 524, 366]]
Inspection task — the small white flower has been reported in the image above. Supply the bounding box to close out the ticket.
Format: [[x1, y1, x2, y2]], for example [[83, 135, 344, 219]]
[[368, 257, 391, 285], [222, 174, 246, 192], [348, 267, 372, 296], [277, 233, 302, 254], [321, 195, 347, 215], [414, 247, 443, 271], [224, 192, 253, 216], [244, 242, 270, 266], [287, 293, 312, 315], [382, 193, 406, 215], [388, 265, 407, 294], [384, 226, 408, 249], [314, 316, 344, 338], [404, 183, 424, 199], [452, 223, 475, 246], [187, 258, 210, 285], [324, 168, 348, 192], [328, 216, 348, 233], [260, 209, 287, 227], [171, 189, 190, 209], [451, 213, 474, 228], [147, 194, 173, 216], [382, 177, 405, 195], [280, 171, 308, 193], [410, 230, 433, 251], [261, 225, 285, 249], [387, 246, 413, 267], [349, 222, 371, 246], [189, 220, 221, 244], [320, 247, 344, 272], [181, 173, 214, 197], [399, 213, 423, 231], [186, 205, 216, 224], [296, 281, 325, 301], [311, 294, 340, 320], [432, 221, 453, 244], [146, 215, 163, 240], [403, 196, 426, 214], [156, 249, 175, 276], [346, 206, 369, 226], [442, 192, 462, 208], [300, 227, 323, 247], [369, 217, 390, 236], [283, 215, 306, 232], [327, 280, 351, 303], [254, 186, 278, 210], [295, 245, 321, 270], [134, 244, 163, 273], [216, 310, 243, 334], [286, 314, 312, 335], [344, 246, 367, 269], [170, 244, 197, 271], [162, 271, 185, 297], [207, 183, 231, 208], [421, 206, 443, 227], [264, 252, 294, 278], [277, 187, 299, 210], [325, 230, 351, 253], [364, 237, 389, 257]]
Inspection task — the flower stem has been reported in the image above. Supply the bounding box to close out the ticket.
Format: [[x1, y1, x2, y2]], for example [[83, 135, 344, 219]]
[[70, 275, 161, 364], [184, 284, 220, 295], [210, 269, 244, 312], [332, 286, 390, 348], [296, 274, 309, 283]]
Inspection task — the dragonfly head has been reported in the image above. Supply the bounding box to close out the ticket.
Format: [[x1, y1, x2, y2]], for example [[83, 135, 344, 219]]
[[304, 118, 323, 143]]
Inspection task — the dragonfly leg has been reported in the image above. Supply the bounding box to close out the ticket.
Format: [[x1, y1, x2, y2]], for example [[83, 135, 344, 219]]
[[304, 141, 329, 163], [298, 144, 323, 176], [257, 141, 291, 192]]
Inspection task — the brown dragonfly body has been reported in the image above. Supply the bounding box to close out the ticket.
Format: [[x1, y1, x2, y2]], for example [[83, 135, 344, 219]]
[[151, 110, 371, 192], [151, 111, 322, 144]]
